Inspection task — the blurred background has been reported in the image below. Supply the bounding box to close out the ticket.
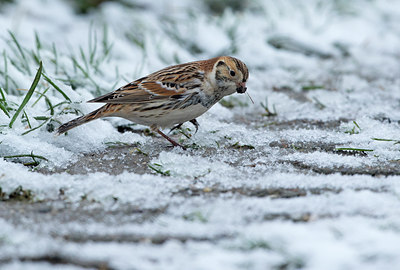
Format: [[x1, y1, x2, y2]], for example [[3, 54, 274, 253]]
[[1, 0, 399, 100]]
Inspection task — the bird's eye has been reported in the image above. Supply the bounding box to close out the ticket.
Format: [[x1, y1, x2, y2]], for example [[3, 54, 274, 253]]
[[230, 70, 236, 77]]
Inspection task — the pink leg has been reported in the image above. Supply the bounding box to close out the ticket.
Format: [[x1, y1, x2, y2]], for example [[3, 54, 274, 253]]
[[156, 129, 186, 150]]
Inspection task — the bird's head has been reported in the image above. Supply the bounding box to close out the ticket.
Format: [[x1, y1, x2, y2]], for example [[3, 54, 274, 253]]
[[213, 56, 249, 95]]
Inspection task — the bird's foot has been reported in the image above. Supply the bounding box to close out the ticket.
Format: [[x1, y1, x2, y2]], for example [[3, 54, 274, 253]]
[[189, 119, 199, 134], [169, 119, 199, 134]]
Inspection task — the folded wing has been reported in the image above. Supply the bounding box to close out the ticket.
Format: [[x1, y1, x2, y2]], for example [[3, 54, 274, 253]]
[[88, 62, 204, 104]]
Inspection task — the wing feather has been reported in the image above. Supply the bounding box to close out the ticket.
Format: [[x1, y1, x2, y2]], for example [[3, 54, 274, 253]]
[[88, 62, 205, 104]]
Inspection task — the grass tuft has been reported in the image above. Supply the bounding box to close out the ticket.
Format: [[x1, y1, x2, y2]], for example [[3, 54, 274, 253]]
[[345, 121, 361, 135], [261, 98, 277, 117], [8, 30, 31, 75]]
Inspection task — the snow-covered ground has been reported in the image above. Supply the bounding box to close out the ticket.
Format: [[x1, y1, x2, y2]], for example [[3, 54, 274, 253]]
[[1, 0, 400, 269]]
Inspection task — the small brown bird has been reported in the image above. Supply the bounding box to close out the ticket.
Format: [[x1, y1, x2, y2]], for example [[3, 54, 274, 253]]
[[57, 56, 249, 149]]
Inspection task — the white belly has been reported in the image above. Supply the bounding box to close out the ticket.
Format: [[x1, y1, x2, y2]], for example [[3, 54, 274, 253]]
[[117, 103, 209, 128]]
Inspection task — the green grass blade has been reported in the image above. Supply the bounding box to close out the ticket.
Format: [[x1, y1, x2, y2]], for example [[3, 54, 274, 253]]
[[0, 86, 5, 101], [44, 96, 54, 115], [3, 50, 8, 93], [32, 31, 42, 64], [9, 61, 43, 128], [102, 24, 113, 57], [148, 163, 171, 176], [34, 116, 50, 121], [89, 25, 98, 65], [21, 118, 50, 135], [302, 85, 324, 91], [52, 42, 59, 74], [9, 58, 26, 75], [335, 147, 373, 152], [8, 30, 31, 75], [42, 73, 71, 102], [72, 56, 89, 77], [30, 49, 41, 65], [353, 121, 361, 130], [23, 111, 32, 128], [371, 138, 398, 142], [2, 152, 48, 161], [52, 100, 71, 109], [32, 87, 49, 107], [0, 102, 10, 118], [71, 57, 100, 93], [79, 46, 89, 72], [34, 31, 42, 50]]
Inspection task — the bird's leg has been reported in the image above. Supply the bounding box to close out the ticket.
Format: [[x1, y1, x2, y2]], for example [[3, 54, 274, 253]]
[[169, 123, 183, 134], [190, 119, 199, 134], [156, 129, 186, 150]]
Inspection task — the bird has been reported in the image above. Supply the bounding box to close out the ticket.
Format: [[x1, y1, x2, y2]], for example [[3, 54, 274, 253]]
[[57, 56, 249, 149]]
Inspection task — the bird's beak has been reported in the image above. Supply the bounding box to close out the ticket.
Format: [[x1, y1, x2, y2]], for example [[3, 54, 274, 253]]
[[236, 82, 247, 93]]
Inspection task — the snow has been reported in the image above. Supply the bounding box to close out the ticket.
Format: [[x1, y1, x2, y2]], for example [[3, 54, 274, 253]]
[[1, 0, 400, 269]]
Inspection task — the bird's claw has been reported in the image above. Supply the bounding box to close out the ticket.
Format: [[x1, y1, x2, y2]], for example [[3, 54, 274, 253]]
[[169, 119, 199, 134], [190, 119, 199, 134]]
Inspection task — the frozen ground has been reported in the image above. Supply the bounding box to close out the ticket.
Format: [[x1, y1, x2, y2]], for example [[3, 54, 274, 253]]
[[1, 0, 400, 269]]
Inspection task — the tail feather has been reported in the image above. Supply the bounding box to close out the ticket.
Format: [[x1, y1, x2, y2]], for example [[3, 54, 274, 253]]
[[57, 107, 105, 135]]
